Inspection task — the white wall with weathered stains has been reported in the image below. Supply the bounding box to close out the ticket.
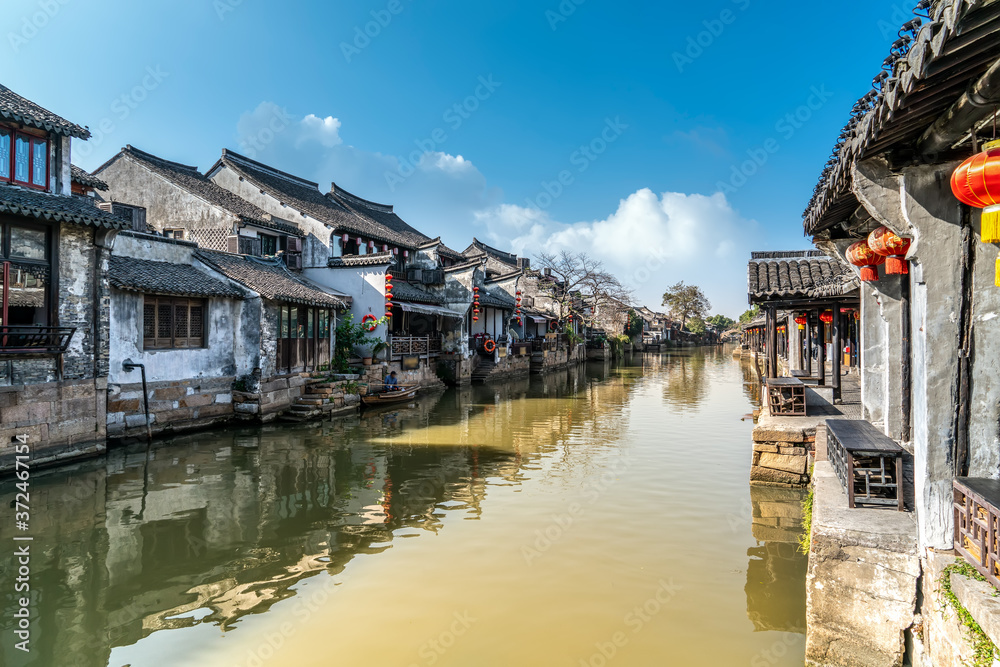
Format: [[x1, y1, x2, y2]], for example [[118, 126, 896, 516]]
[[210, 166, 331, 268], [107, 233, 256, 385], [305, 264, 388, 341]]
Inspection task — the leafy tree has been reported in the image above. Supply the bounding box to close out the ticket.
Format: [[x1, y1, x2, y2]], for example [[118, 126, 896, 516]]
[[687, 317, 706, 335], [739, 305, 760, 324], [624, 309, 644, 338], [661, 281, 710, 330], [333, 314, 387, 371], [706, 314, 736, 330]]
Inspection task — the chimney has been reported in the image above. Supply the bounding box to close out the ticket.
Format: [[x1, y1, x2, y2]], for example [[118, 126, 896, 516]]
[[518, 257, 530, 269]]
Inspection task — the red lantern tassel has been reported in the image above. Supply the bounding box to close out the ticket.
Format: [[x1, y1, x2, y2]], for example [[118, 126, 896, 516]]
[[860, 266, 879, 282], [995, 255, 1000, 287], [884, 256, 908, 275]]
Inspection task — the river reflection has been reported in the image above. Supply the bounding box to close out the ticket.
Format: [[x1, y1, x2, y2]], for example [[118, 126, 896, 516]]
[[1, 348, 807, 667]]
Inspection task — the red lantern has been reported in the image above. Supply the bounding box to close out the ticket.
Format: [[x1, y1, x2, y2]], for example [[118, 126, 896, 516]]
[[952, 139, 1000, 242], [820, 310, 834, 324], [473, 287, 479, 292], [846, 240, 884, 282], [867, 226, 911, 275], [794, 314, 807, 330]]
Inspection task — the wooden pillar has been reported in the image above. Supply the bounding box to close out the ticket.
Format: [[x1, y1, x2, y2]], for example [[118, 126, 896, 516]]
[[831, 301, 841, 401], [805, 313, 813, 376], [766, 307, 778, 379], [817, 309, 826, 386]]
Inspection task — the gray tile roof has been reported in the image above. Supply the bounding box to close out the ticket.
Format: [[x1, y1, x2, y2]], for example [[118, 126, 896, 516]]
[[107, 146, 303, 237], [803, 0, 1000, 236], [0, 184, 128, 229], [0, 84, 90, 139], [196, 250, 346, 309], [329, 183, 430, 248], [463, 238, 519, 266], [213, 150, 431, 248], [71, 165, 108, 191], [327, 251, 395, 268], [109, 255, 244, 299], [478, 289, 515, 309], [747, 253, 858, 302], [390, 280, 443, 305]]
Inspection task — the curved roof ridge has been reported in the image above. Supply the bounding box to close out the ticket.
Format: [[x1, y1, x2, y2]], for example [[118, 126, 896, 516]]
[[330, 182, 393, 213]]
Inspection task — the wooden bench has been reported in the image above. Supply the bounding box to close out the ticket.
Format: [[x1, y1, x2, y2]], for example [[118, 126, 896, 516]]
[[766, 377, 806, 416], [826, 419, 905, 510], [954, 478, 1000, 588]]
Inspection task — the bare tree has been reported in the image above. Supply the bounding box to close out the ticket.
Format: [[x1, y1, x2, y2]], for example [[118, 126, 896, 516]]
[[535, 251, 633, 331]]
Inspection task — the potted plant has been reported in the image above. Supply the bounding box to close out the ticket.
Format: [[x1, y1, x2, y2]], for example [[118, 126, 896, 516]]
[[372, 340, 391, 363], [334, 314, 388, 371]]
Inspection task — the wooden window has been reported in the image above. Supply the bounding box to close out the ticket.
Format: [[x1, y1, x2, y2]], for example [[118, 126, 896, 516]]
[[3, 130, 47, 190], [163, 229, 185, 240], [260, 234, 277, 256], [143, 296, 207, 349]]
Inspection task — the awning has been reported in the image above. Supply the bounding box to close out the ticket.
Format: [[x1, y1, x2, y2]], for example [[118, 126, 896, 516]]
[[398, 302, 465, 318], [530, 316, 547, 323]]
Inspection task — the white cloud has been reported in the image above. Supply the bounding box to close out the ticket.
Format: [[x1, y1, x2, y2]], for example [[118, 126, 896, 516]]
[[476, 190, 758, 317], [298, 114, 343, 148]]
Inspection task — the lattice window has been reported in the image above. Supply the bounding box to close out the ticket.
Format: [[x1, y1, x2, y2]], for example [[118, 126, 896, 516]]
[[144, 296, 206, 349], [187, 229, 230, 251]]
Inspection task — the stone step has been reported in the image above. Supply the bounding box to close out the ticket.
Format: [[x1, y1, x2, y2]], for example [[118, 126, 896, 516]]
[[296, 398, 327, 406]]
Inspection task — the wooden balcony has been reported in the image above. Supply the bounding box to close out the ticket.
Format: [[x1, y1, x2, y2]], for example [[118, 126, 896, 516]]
[[0, 326, 76, 355], [954, 478, 1000, 589], [390, 335, 443, 358]]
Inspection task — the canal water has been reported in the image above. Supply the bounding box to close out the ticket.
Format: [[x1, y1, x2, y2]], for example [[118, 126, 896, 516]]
[[1, 348, 807, 667]]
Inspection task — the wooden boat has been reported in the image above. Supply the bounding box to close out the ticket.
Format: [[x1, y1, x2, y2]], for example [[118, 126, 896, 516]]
[[360, 385, 419, 407]]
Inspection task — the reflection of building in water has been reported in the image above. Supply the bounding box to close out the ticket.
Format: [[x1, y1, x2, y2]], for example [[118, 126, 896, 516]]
[[745, 486, 807, 633], [0, 365, 644, 667]]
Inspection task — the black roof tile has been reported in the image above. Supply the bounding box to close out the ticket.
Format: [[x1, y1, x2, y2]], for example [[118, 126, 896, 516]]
[[747, 252, 858, 302], [0, 84, 90, 139], [196, 250, 346, 309], [104, 146, 303, 237], [109, 255, 244, 299], [71, 165, 108, 191], [0, 184, 127, 229]]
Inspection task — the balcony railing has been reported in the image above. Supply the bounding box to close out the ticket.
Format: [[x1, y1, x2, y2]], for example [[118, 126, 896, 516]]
[[391, 335, 443, 357], [0, 326, 76, 354], [954, 477, 1000, 589]]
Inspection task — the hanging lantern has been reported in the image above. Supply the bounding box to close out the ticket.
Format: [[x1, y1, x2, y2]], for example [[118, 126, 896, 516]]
[[794, 314, 807, 330], [341, 233, 349, 243], [382, 244, 389, 252], [854, 311, 860, 321], [867, 226, 912, 275], [846, 240, 885, 282], [952, 139, 1000, 242], [820, 310, 834, 324]]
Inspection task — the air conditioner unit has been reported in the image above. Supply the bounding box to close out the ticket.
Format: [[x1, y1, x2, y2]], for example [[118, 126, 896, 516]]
[[99, 201, 148, 232], [422, 269, 443, 285], [286, 237, 302, 253], [285, 253, 302, 270], [407, 268, 423, 282], [227, 235, 240, 254]]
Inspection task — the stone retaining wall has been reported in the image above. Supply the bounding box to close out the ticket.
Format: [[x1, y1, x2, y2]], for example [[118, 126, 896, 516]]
[[751, 418, 815, 486], [107, 376, 235, 438], [231, 372, 310, 421], [479, 354, 531, 382], [0, 378, 107, 473]]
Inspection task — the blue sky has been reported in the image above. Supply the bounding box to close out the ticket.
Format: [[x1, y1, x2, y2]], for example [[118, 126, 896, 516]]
[[2, 0, 916, 316]]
